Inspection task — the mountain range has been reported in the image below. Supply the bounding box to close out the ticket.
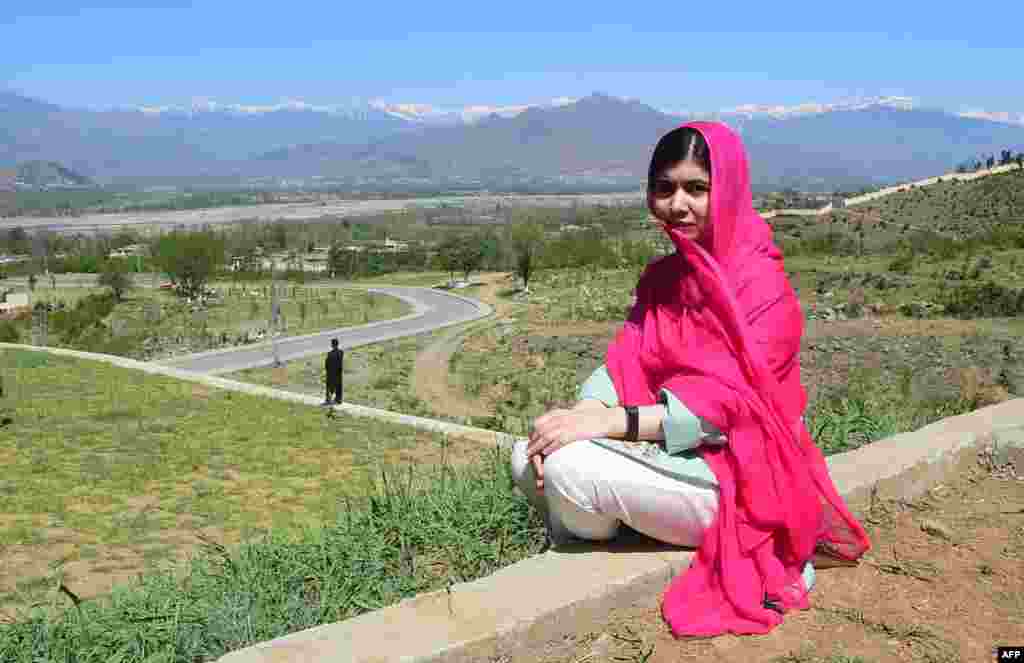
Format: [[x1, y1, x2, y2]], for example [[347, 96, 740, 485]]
[[15, 160, 94, 189], [2, 90, 1023, 192]]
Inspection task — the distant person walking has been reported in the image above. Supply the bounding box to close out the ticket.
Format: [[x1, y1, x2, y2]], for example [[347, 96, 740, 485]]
[[324, 338, 344, 405]]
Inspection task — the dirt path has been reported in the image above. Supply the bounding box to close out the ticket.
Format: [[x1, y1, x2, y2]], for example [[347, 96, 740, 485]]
[[409, 272, 523, 419], [535, 461, 1024, 663]]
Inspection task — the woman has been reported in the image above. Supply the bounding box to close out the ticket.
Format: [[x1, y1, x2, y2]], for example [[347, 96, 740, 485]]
[[511, 121, 870, 637]]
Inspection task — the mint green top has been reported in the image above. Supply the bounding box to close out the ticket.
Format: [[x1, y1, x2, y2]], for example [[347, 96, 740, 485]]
[[577, 364, 721, 487], [576, 364, 816, 590]]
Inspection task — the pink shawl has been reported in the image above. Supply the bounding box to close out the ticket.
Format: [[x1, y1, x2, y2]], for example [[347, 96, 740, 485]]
[[606, 122, 870, 637]]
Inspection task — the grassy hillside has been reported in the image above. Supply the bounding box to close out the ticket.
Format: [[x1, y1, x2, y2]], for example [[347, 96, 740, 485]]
[[849, 168, 1024, 237]]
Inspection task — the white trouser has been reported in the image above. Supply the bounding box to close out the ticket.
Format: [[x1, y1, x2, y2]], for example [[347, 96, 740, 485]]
[[510, 439, 719, 547]]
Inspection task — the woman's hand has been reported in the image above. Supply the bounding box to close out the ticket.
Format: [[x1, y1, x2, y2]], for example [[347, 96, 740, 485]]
[[526, 400, 615, 494], [526, 407, 614, 459]]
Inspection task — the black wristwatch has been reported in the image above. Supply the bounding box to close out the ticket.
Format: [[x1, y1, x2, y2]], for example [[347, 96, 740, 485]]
[[624, 405, 639, 442]]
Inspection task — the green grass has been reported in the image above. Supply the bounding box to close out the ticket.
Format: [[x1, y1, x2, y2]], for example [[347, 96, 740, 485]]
[[528, 266, 641, 323], [0, 348, 543, 660], [783, 248, 1024, 314], [0, 445, 542, 662], [452, 321, 578, 435], [805, 366, 975, 455]]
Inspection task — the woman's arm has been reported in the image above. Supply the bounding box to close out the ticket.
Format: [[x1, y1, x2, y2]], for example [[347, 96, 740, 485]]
[[603, 404, 667, 441], [575, 364, 667, 440]]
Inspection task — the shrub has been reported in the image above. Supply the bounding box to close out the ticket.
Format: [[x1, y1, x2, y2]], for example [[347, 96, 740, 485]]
[[887, 252, 915, 274], [47, 293, 117, 346], [942, 281, 1023, 318], [0, 320, 20, 342]]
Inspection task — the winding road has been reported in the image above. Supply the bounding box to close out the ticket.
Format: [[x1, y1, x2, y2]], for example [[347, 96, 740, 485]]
[[158, 285, 492, 374]]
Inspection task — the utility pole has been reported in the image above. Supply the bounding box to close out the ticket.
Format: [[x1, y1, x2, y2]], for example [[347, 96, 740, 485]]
[[270, 266, 282, 367]]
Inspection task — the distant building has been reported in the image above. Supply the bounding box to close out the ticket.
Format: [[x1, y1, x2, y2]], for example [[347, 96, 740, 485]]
[[830, 194, 847, 209], [0, 291, 30, 316], [108, 244, 150, 259], [341, 237, 410, 254]]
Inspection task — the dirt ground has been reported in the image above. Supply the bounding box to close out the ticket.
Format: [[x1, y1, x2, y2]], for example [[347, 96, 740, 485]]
[[410, 272, 526, 418], [529, 461, 1024, 663]]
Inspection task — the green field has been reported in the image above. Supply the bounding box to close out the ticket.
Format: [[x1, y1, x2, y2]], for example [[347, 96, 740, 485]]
[[0, 348, 541, 660], [0, 349, 443, 578]]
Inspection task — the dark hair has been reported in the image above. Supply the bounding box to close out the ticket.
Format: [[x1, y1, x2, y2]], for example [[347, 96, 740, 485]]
[[647, 127, 712, 184], [331, 338, 339, 347]]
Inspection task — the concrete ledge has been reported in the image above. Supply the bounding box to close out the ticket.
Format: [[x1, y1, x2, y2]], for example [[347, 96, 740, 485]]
[[0, 343, 509, 445], [215, 398, 1024, 663]]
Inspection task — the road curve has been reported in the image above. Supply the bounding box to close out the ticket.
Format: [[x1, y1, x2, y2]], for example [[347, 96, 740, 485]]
[[157, 286, 491, 375]]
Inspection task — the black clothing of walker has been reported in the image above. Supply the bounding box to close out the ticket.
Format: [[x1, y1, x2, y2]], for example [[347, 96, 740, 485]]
[[325, 346, 344, 404]]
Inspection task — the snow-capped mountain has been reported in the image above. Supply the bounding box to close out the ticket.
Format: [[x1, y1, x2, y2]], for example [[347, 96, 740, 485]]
[[957, 109, 1024, 127], [716, 96, 917, 119], [124, 98, 386, 120], [116, 94, 1022, 131], [118, 94, 922, 124], [369, 97, 577, 125]]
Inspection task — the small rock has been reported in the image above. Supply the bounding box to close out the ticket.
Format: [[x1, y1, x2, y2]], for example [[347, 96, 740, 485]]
[[920, 519, 954, 541]]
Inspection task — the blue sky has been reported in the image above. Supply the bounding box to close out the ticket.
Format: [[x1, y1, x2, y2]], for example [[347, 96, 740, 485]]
[[3, 1, 1023, 114]]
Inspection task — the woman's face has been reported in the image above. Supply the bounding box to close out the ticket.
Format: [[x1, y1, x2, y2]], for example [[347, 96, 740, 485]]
[[647, 158, 711, 243]]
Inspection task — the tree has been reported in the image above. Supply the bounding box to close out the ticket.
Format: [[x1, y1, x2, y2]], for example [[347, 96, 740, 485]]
[[327, 242, 346, 278], [455, 236, 485, 281], [98, 259, 133, 302], [434, 236, 462, 284], [509, 221, 545, 292], [4, 227, 29, 255], [151, 230, 226, 299]]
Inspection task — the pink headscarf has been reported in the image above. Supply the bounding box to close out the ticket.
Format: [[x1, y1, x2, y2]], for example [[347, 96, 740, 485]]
[[606, 122, 870, 637]]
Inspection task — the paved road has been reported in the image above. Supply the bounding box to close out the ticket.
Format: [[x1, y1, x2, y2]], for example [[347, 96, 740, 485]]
[[157, 286, 491, 375]]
